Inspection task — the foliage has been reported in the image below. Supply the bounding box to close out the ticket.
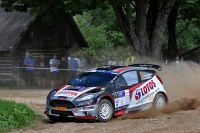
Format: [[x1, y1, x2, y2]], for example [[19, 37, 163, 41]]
[[0, 0, 175, 59], [163, 0, 200, 58], [1, 0, 200, 60], [0, 99, 41, 132], [177, 0, 200, 53], [74, 45, 129, 62], [0, 0, 113, 23], [73, 7, 127, 59], [176, 21, 200, 53], [163, 21, 200, 58], [74, 7, 126, 47]]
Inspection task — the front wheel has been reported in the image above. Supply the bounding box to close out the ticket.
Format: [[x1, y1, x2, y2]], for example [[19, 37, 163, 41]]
[[153, 93, 167, 111], [97, 99, 113, 122]]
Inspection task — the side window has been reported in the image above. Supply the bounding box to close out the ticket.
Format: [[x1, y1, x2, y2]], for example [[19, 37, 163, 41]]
[[122, 71, 139, 85], [115, 75, 127, 90], [139, 71, 153, 81]]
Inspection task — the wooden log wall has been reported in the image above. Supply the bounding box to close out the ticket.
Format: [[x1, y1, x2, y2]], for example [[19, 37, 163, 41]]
[[0, 52, 14, 80]]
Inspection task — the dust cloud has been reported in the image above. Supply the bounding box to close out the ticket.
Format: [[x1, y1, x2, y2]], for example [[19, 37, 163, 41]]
[[160, 61, 200, 102], [118, 61, 200, 120]]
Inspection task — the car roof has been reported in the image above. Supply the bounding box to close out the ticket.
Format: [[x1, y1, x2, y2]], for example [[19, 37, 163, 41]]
[[87, 65, 155, 74]]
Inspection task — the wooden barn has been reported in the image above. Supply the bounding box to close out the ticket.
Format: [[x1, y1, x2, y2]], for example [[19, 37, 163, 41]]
[[0, 6, 88, 85], [179, 46, 200, 63]]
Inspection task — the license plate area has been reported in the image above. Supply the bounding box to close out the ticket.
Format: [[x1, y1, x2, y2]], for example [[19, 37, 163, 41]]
[[56, 106, 67, 111], [51, 110, 69, 117]]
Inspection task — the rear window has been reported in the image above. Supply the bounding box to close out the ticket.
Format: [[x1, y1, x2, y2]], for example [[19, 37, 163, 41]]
[[139, 71, 153, 81], [122, 71, 139, 85]]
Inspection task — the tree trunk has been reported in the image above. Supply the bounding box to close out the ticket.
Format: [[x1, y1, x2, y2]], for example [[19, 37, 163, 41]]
[[167, 2, 179, 60], [135, 0, 149, 57], [146, 0, 159, 40], [150, 0, 176, 60], [113, 0, 176, 60], [113, 3, 140, 56]]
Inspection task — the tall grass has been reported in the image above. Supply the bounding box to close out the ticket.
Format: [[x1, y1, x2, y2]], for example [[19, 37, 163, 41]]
[[0, 99, 41, 132]]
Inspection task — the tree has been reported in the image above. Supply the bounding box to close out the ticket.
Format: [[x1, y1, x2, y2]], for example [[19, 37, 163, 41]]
[[73, 8, 128, 59], [166, 0, 199, 59], [112, 0, 176, 59], [74, 7, 126, 48], [0, 0, 176, 60]]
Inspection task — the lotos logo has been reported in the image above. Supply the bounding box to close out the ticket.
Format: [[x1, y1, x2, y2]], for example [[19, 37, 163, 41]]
[[135, 90, 141, 100], [135, 80, 156, 100], [58, 90, 78, 96]]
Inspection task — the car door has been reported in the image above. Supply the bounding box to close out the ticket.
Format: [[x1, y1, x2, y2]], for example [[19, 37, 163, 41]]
[[111, 71, 139, 111], [121, 71, 144, 112], [110, 75, 128, 110], [127, 70, 155, 112]]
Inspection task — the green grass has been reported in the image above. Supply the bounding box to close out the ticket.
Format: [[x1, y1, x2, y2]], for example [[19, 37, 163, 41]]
[[0, 99, 42, 133]]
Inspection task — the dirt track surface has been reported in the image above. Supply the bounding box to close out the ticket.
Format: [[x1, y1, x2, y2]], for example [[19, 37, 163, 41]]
[[1, 62, 200, 133]]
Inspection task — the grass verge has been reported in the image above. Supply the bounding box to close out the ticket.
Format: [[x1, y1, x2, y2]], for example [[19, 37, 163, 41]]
[[0, 99, 42, 133]]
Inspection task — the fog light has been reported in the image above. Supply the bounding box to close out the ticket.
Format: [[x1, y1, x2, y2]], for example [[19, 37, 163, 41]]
[[84, 111, 90, 116]]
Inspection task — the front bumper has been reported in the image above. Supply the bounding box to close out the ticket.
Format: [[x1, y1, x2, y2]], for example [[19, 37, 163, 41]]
[[44, 103, 98, 121]]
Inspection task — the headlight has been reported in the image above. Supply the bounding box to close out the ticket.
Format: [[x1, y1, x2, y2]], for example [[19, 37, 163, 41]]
[[76, 94, 94, 102], [47, 90, 56, 102]]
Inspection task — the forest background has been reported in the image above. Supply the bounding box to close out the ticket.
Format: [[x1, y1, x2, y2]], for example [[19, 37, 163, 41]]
[[1, 0, 200, 62], [73, 1, 200, 62]]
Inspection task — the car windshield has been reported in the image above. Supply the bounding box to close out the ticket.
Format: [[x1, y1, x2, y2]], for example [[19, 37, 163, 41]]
[[69, 72, 116, 87]]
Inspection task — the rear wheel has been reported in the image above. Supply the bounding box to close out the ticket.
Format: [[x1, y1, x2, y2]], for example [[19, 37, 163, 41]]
[[153, 93, 166, 111], [97, 99, 113, 122]]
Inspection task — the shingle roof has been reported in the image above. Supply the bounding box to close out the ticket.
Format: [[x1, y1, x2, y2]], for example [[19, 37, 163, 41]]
[[0, 3, 88, 52], [0, 5, 35, 51]]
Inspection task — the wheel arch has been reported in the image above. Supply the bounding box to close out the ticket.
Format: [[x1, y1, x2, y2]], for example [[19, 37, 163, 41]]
[[98, 95, 115, 108], [152, 92, 168, 111], [154, 91, 169, 104]]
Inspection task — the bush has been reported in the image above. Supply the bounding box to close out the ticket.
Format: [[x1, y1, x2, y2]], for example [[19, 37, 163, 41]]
[[0, 99, 41, 132]]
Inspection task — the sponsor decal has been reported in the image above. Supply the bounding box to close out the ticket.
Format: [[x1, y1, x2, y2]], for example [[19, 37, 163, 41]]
[[136, 91, 155, 105], [135, 80, 156, 100], [114, 90, 126, 99], [118, 90, 125, 98], [57, 96, 67, 100], [58, 90, 78, 96], [135, 91, 142, 101], [114, 90, 130, 108], [74, 86, 85, 91], [114, 93, 118, 98], [71, 86, 75, 89], [115, 105, 126, 111]]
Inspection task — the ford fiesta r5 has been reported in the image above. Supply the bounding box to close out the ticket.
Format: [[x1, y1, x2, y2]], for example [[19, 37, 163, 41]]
[[44, 64, 168, 122]]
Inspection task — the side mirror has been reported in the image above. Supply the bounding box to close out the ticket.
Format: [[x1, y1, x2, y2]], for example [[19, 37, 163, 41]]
[[126, 83, 133, 87], [119, 83, 132, 89]]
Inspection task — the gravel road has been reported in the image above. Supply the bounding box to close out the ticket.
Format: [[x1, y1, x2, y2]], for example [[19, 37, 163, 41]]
[[1, 63, 200, 133]]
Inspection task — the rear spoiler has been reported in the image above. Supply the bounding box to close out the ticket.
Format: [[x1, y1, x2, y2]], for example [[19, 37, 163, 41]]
[[129, 64, 162, 71]]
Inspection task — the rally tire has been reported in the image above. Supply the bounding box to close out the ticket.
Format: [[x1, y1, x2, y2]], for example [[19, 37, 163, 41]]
[[153, 93, 166, 111], [48, 115, 60, 122], [97, 99, 113, 122]]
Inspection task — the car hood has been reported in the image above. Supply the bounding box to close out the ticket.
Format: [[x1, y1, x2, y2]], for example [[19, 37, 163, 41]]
[[54, 84, 103, 98]]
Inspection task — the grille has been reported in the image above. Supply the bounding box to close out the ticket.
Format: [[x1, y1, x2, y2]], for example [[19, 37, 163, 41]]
[[50, 100, 75, 108]]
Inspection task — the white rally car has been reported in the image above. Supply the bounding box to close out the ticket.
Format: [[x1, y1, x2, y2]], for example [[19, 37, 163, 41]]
[[44, 64, 168, 122]]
